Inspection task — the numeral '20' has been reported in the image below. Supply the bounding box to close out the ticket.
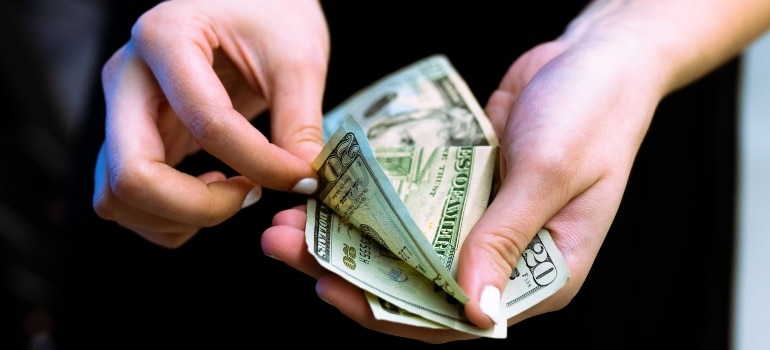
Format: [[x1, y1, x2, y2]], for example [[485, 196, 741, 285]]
[[522, 241, 556, 286]]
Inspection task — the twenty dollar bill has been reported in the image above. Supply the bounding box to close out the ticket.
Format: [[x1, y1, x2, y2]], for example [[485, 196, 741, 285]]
[[305, 55, 569, 338]]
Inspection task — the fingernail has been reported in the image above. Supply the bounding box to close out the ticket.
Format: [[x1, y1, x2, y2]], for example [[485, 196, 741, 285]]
[[241, 187, 262, 208], [292, 177, 318, 195], [264, 254, 282, 262], [479, 285, 502, 324]]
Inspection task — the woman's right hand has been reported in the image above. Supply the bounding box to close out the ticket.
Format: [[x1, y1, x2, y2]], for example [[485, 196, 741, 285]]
[[93, 0, 330, 248]]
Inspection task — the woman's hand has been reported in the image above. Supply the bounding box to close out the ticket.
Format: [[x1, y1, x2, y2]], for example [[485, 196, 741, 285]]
[[92, 0, 329, 248]]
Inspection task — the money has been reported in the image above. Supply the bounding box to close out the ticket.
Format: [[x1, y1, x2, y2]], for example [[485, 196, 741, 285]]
[[305, 55, 569, 338], [369, 228, 566, 328], [500, 229, 567, 319], [323, 55, 499, 148], [307, 133, 505, 337], [306, 196, 506, 338], [373, 145, 496, 275], [311, 117, 469, 303]]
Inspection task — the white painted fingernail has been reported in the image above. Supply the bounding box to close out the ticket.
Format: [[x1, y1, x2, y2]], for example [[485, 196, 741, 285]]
[[241, 187, 262, 208], [292, 177, 318, 195], [479, 285, 502, 324], [264, 254, 282, 261]]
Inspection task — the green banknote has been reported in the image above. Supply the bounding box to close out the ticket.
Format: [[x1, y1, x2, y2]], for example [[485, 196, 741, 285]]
[[311, 117, 469, 304], [307, 123, 504, 336], [305, 55, 569, 338]]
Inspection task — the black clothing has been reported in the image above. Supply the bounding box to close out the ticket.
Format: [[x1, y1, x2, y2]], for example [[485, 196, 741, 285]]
[[55, 2, 737, 349]]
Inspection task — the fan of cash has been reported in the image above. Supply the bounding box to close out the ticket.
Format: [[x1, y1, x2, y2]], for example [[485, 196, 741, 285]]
[[305, 55, 569, 339]]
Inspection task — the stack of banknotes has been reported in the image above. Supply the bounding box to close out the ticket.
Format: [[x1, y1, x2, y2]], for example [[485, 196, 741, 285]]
[[305, 55, 569, 339]]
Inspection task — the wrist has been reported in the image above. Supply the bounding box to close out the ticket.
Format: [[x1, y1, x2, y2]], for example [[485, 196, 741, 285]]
[[561, 0, 770, 95], [558, 2, 683, 97]]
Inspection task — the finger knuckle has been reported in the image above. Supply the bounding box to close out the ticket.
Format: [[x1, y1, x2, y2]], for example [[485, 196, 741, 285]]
[[528, 147, 575, 179], [130, 2, 196, 51], [142, 231, 191, 249], [108, 163, 154, 206], [276, 122, 324, 148], [156, 237, 188, 249], [517, 145, 580, 192], [92, 190, 120, 221], [186, 107, 226, 145], [199, 210, 229, 229], [484, 228, 532, 270], [101, 50, 123, 87]]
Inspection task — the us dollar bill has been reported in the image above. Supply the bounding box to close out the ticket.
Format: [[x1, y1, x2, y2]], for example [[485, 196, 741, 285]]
[[311, 117, 469, 304], [323, 55, 499, 148], [307, 136, 505, 338], [499, 228, 567, 319], [306, 197, 506, 338], [306, 55, 569, 338], [373, 145, 496, 275], [368, 228, 568, 327]]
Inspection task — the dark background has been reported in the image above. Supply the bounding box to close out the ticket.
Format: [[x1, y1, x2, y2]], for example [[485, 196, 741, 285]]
[[2, 1, 738, 349]]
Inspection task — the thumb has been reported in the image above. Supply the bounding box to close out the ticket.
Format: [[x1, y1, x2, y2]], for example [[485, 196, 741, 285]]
[[457, 173, 565, 328], [267, 58, 328, 164]]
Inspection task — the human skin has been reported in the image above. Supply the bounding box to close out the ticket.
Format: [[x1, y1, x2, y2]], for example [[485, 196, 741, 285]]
[[92, 0, 329, 248], [91, 0, 770, 344], [264, 0, 770, 343]]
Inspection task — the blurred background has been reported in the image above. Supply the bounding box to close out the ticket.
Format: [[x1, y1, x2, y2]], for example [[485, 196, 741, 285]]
[[734, 27, 770, 350], [1, 0, 768, 349], [2, 0, 105, 349]]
